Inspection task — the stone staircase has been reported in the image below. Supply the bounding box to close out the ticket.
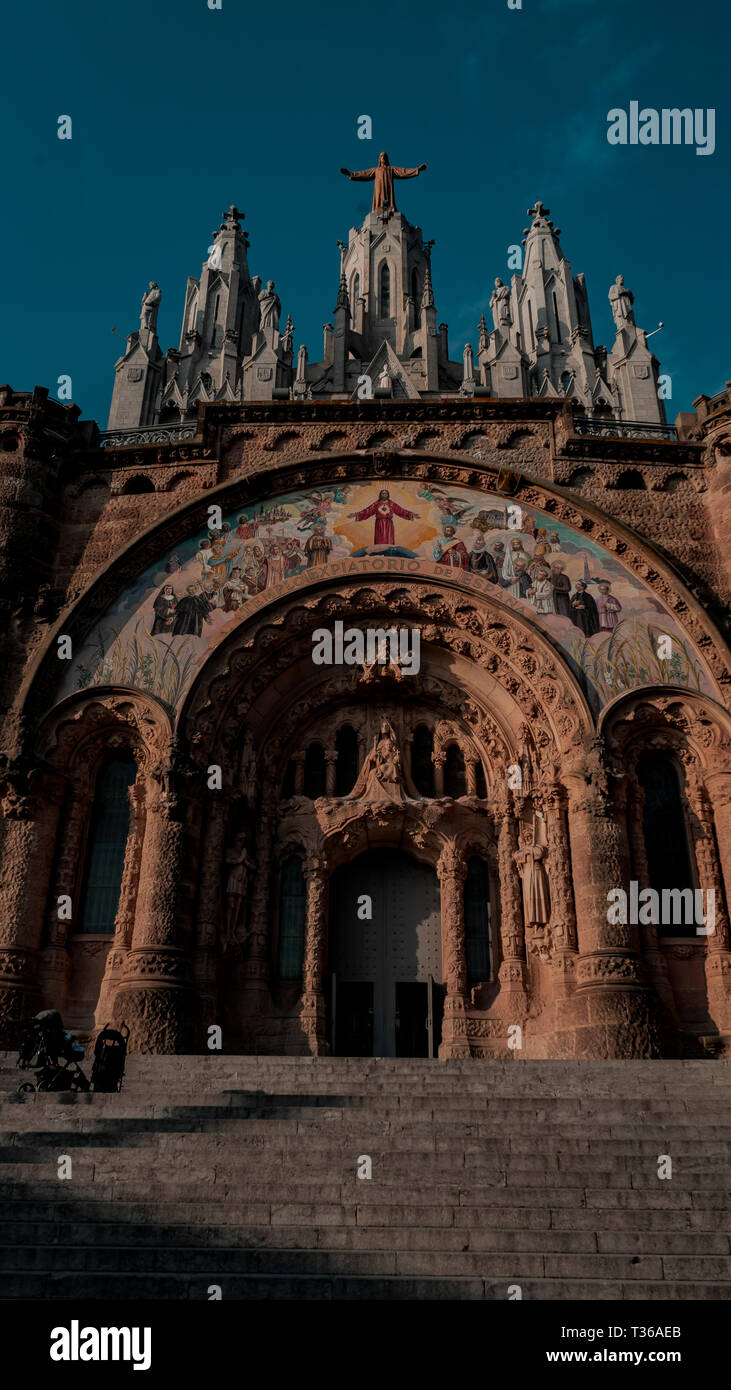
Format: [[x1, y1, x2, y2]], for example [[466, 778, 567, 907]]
[[0, 1055, 729, 1300]]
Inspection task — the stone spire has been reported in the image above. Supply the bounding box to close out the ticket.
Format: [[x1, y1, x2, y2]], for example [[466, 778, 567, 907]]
[[336, 268, 350, 311], [155, 203, 262, 418], [421, 260, 434, 309]]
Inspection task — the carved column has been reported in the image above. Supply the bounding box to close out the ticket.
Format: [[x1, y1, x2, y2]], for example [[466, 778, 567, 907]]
[[625, 774, 678, 1029], [434, 753, 445, 798], [237, 807, 273, 1035], [293, 752, 305, 795], [300, 855, 330, 1055], [325, 750, 338, 798], [0, 774, 65, 1041], [112, 773, 193, 1052], [94, 778, 147, 1027], [37, 780, 87, 1012], [703, 769, 731, 930], [687, 773, 731, 1032], [465, 759, 477, 796], [564, 743, 664, 1058], [495, 796, 529, 1017], [191, 799, 228, 1036], [541, 782, 578, 1004], [437, 841, 471, 1057]]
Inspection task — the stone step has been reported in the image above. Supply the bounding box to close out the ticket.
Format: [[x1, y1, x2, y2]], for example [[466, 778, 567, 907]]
[[4, 1100, 728, 1130], [3, 1198, 727, 1231], [3, 1242, 731, 1282], [4, 1057, 729, 1090], [1, 1220, 727, 1256], [0, 1271, 728, 1301], [2, 1129, 729, 1157], [1, 1146, 726, 1176]]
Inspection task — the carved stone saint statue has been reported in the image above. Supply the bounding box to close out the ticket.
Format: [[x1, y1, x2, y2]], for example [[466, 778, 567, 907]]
[[347, 720, 419, 803], [258, 280, 281, 332], [513, 823, 550, 927], [609, 274, 635, 330], [378, 364, 391, 390], [490, 277, 512, 330], [140, 281, 161, 333], [222, 835, 254, 951]]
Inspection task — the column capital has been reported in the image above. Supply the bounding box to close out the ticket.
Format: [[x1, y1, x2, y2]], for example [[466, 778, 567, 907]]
[[437, 841, 467, 883]]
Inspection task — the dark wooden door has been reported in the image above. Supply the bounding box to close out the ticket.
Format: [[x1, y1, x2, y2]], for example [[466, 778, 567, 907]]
[[329, 850, 441, 1056]]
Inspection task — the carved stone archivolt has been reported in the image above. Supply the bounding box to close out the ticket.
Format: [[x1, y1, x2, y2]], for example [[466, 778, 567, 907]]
[[179, 574, 591, 776]]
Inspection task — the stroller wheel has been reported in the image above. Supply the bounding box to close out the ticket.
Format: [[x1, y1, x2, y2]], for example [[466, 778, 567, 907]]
[[17, 1082, 36, 1095]]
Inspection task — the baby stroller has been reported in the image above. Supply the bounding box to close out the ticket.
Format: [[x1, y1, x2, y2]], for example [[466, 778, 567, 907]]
[[16, 1009, 90, 1093], [90, 1022, 130, 1093]]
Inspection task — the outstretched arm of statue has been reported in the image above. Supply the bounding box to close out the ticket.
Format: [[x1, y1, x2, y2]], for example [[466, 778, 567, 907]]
[[342, 167, 376, 180], [393, 164, 428, 178]]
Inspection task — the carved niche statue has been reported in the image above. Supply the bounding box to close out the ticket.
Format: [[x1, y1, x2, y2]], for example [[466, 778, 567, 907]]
[[347, 720, 419, 804], [258, 280, 281, 333], [609, 274, 635, 331], [140, 281, 161, 333], [222, 834, 254, 952], [490, 277, 512, 330], [513, 819, 550, 927]]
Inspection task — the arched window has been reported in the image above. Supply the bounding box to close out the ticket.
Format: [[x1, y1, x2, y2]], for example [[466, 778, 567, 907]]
[[464, 857, 491, 982], [303, 742, 326, 799], [78, 757, 137, 933], [474, 761, 487, 799], [352, 274, 360, 323], [526, 300, 535, 349], [379, 263, 391, 319], [616, 468, 647, 491], [120, 475, 154, 495], [636, 753, 696, 937], [411, 269, 421, 328], [444, 744, 467, 798], [411, 724, 435, 797], [335, 725, 359, 796], [278, 855, 307, 979]]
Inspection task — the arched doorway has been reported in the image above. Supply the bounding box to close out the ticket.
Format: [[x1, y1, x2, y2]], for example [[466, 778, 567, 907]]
[[328, 850, 443, 1057]]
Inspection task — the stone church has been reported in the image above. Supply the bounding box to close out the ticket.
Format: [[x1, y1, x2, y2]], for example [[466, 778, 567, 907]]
[[1, 157, 730, 1061]]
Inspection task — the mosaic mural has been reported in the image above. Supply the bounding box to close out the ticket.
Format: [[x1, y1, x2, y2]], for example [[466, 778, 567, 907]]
[[57, 481, 715, 715]]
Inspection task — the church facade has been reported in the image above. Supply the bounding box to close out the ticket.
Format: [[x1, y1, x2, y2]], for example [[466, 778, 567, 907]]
[[1, 165, 730, 1060]]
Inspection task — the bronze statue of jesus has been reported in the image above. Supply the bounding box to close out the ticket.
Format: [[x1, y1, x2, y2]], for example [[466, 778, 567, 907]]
[[340, 151, 427, 213]]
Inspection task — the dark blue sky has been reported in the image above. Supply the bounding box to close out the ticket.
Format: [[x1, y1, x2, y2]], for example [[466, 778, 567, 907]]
[[1, 0, 726, 425]]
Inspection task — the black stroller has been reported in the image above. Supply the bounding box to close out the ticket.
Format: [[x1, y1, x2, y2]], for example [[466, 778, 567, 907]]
[[16, 1009, 90, 1093], [90, 1022, 130, 1093]]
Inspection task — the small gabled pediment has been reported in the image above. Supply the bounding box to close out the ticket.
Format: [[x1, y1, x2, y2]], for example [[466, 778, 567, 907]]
[[355, 339, 421, 400]]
